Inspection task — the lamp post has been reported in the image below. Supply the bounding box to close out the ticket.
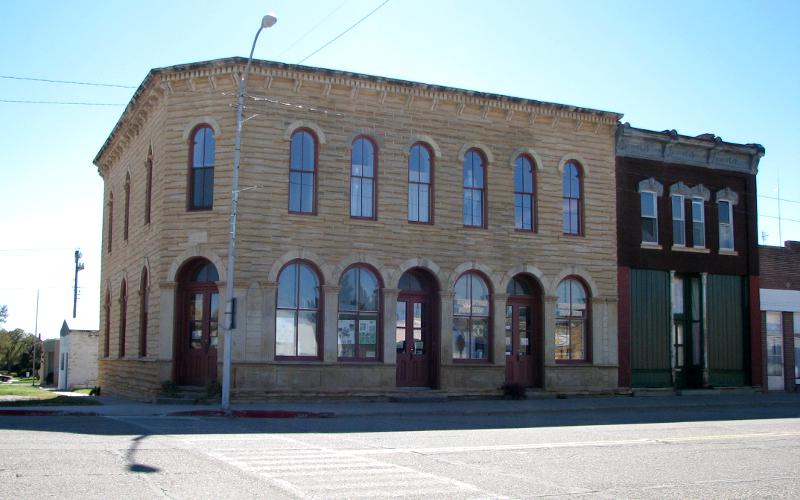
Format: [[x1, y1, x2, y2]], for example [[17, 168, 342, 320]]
[[222, 13, 278, 410]]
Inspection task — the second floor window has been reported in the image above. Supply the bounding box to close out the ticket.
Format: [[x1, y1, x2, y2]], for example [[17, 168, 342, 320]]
[[692, 198, 705, 247], [514, 155, 535, 231], [640, 191, 658, 244], [189, 125, 215, 210], [562, 161, 582, 235], [718, 200, 734, 250], [289, 130, 317, 214], [144, 149, 153, 224], [408, 143, 433, 223], [350, 137, 376, 219], [123, 173, 131, 241], [463, 149, 486, 227], [672, 195, 685, 246]]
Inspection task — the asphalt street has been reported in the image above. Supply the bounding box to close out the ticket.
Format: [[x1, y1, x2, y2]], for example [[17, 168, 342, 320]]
[[1, 404, 799, 499]]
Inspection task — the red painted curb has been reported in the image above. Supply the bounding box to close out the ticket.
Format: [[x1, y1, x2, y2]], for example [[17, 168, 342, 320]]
[[166, 409, 335, 418], [0, 409, 99, 417]]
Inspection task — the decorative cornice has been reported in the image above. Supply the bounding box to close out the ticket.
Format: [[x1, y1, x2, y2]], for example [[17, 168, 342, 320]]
[[616, 122, 764, 175], [94, 57, 623, 169]]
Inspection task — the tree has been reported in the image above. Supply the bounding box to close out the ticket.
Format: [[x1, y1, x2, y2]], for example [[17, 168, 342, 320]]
[[0, 305, 7, 324], [0, 328, 34, 373]]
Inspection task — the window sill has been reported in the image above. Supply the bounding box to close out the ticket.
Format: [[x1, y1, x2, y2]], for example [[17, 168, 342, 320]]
[[719, 249, 738, 256], [640, 242, 662, 250], [554, 360, 592, 365], [452, 358, 492, 364], [671, 245, 710, 254]]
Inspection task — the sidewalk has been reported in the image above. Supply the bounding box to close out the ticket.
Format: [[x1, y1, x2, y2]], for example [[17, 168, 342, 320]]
[[2, 391, 799, 419]]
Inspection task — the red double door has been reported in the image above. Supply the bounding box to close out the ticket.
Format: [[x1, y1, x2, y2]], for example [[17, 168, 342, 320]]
[[395, 294, 434, 387], [505, 298, 542, 388], [176, 285, 219, 386]]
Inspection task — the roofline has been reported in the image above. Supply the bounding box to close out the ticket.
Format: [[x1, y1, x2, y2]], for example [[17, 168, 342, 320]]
[[93, 57, 624, 167]]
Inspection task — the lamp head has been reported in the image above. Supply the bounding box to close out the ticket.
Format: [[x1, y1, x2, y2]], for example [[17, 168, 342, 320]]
[[262, 13, 278, 28]]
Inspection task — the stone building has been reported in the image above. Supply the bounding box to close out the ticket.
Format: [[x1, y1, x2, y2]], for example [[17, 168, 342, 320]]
[[760, 241, 800, 391], [93, 57, 622, 401], [57, 321, 100, 390], [615, 124, 764, 390]]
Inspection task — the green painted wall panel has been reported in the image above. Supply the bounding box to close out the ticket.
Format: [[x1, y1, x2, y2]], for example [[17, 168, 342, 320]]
[[706, 275, 747, 386], [630, 269, 671, 387]]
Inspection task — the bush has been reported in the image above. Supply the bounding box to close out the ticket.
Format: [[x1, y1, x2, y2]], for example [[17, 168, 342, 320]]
[[205, 379, 221, 398], [89, 386, 101, 396], [160, 380, 178, 396], [501, 382, 527, 400]]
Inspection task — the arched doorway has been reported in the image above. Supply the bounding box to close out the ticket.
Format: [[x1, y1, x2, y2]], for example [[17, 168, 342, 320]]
[[505, 274, 543, 387], [396, 269, 439, 387], [175, 259, 220, 386]]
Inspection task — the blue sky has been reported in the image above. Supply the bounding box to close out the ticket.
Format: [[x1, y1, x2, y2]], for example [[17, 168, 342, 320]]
[[1, 0, 798, 337]]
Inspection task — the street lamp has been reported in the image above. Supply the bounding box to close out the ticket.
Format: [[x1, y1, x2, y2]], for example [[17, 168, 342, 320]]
[[222, 12, 278, 410]]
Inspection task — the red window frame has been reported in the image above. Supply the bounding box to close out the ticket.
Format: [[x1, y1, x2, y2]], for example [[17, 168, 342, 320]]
[[408, 142, 434, 224], [139, 268, 148, 358], [452, 271, 492, 362], [463, 149, 487, 228], [107, 192, 113, 253], [144, 149, 153, 224], [554, 277, 591, 363], [350, 136, 378, 220], [123, 172, 131, 241], [119, 280, 127, 358], [288, 129, 318, 215], [275, 259, 323, 360], [187, 124, 215, 211], [337, 264, 383, 361], [514, 154, 536, 232], [562, 161, 583, 235], [103, 289, 111, 358]]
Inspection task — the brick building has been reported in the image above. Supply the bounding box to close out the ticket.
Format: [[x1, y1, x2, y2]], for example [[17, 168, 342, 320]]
[[93, 58, 623, 400], [615, 124, 764, 390], [760, 241, 800, 391]]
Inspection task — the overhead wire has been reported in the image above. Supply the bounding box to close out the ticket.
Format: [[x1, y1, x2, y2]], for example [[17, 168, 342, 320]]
[[0, 74, 136, 88], [297, 0, 391, 64], [277, 0, 349, 58]]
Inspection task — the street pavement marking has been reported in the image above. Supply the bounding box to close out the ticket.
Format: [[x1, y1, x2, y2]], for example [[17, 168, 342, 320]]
[[204, 443, 500, 499]]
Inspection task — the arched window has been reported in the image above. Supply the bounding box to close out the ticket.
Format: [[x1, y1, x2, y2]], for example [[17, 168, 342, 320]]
[[189, 125, 215, 210], [463, 149, 486, 227], [338, 266, 380, 359], [139, 268, 149, 358], [562, 161, 582, 235], [514, 155, 535, 231], [452, 272, 491, 360], [107, 192, 114, 253], [144, 148, 153, 224], [119, 280, 127, 358], [123, 172, 131, 241], [350, 137, 376, 219], [276, 261, 320, 358], [555, 278, 589, 361], [289, 129, 317, 214], [408, 143, 433, 223], [103, 289, 111, 358]]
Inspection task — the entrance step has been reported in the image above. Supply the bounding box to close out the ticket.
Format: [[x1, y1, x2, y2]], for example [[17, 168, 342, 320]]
[[388, 388, 448, 403], [156, 385, 220, 405]]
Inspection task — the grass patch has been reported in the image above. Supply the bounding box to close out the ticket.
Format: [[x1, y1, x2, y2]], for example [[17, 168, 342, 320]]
[[72, 388, 93, 395], [0, 396, 101, 407], [0, 385, 101, 406]]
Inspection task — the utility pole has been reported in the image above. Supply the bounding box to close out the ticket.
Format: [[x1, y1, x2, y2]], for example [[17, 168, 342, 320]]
[[73, 249, 84, 318]]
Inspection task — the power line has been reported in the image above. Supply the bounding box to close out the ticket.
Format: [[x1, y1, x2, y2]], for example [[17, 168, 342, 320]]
[[277, 1, 349, 58], [0, 74, 136, 89], [758, 194, 800, 205], [298, 0, 391, 64], [0, 99, 125, 106], [759, 214, 800, 224]]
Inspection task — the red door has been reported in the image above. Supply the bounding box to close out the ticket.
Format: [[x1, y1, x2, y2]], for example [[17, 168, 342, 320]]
[[505, 299, 541, 387], [396, 295, 432, 387], [176, 287, 219, 386]]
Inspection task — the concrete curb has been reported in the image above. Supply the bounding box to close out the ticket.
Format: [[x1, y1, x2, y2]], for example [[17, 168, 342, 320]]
[[166, 409, 335, 418]]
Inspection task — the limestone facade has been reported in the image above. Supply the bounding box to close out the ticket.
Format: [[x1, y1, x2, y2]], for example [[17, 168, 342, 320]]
[[94, 58, 621, 401]]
